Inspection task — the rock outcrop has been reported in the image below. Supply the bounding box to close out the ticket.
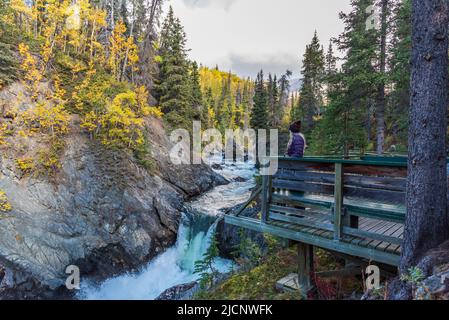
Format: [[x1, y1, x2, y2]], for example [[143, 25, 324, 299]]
[[387, 240, 449, 300], [0, 84, 226, 299], [216, 200, 266, 260]]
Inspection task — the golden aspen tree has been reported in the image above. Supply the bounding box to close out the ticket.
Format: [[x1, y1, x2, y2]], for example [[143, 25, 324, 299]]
[[18, 43, 42, 100], [109, 20, 138, 81]]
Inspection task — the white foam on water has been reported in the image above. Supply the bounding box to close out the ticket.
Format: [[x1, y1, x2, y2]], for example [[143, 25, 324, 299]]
[[79, 159, 255, 300]]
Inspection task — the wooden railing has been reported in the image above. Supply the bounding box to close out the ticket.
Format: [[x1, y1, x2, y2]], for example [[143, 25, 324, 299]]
[[259, 157, 407, 245]]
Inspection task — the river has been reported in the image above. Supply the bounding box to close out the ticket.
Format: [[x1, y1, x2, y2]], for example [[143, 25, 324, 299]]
[[79, 158, 256, 300]]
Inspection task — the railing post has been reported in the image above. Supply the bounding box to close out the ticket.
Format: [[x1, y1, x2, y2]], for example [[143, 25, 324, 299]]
[[261, 174, 269, 223], [334, 163, 343, 240], [298, 242, 314, 292]]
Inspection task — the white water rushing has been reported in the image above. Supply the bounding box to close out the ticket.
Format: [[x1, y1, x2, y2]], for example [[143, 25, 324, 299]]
[[79, 158, 255, 300]]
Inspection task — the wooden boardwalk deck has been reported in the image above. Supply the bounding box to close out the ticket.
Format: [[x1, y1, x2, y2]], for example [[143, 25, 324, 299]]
[[226, 215, 402, 266], [225, 157, 408, 275]]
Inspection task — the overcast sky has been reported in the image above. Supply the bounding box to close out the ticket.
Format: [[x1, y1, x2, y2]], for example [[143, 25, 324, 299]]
[[164, 0, 351, 79]]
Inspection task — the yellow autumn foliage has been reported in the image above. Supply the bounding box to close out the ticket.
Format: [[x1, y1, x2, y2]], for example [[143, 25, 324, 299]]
[[81, 87, 162, 151], [0, 190, 12, 213], [21, 103, 70, 137], [0, 123, 12, 146], [16, 157, 35, 175], [109, 20, 139, 81]]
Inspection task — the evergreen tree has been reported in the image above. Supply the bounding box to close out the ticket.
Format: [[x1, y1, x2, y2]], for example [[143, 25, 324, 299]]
[[134, 0, 147, 40], [190, 61, 203, 121], [134, 0, 165, 91], [156, 6, 192, 129], [401, 0, 449, 277], [267, 73, 279, 128], [324, 42, 337, 97], [375, 0, 391, 154], [278, 70, 292, 118], [296, 31, 325, 132], [194, 233, 220, 289], [388, 0, 411, 148], [202, 87, 216, 127], [0, 42, 17, 89], [310, 1, 378, 156], [250, 70, 268, 130]]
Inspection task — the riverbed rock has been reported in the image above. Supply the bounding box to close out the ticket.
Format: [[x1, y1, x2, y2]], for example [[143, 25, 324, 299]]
[[0, 83, 226, 299], [216, 200, 266, 259], [155, 281, 198, 300], [155, 273, 233, 300], [211, 164, 223, 171]]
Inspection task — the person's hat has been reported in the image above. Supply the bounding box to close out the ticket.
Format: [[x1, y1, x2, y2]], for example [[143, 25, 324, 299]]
[[289, 121, 301, 133]]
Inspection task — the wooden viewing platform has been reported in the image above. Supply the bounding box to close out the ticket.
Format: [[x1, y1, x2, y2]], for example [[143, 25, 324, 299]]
[[225, 156, 409, 291]]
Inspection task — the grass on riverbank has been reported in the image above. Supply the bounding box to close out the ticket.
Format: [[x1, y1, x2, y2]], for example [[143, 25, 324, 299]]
[[197, 244, 364, 300]]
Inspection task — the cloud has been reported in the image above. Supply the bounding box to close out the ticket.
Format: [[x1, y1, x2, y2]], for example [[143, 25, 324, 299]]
[[219, 53, 301, 79], [180, 0, 238, 11]]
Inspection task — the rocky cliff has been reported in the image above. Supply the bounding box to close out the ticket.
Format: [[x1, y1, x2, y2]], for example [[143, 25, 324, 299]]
[[0, 83, 227, 299]]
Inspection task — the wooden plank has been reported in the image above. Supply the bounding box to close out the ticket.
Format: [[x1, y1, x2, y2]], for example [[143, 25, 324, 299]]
[[382, 225, 404, 253], [274, 171, 335, 184], [272, 179, 334, 195], [344, 186, 405, 204], [342, 227, 403, 245], [334, 163, 343, 240], [357, 221, 399, 249], [278, 160, 335, 172], [276, 157, 407, 168], [345, 199, 405, 223], [234, 187, 262, 217], [275, 170, 406, 192], [271, 194, 334, 209], [276, 274, 300, 293], [361, 156, 407, 163], [375, 224, 404, 251], [269, 212, 334, 232], [224, 215, 400, 266], [349, 219, 390, 247], [273, 182, 404, 206], [272, 193, 405, 223], [269, 205, 333, 222], [344, 175, 406, 192], [343, 164, 407, 178]]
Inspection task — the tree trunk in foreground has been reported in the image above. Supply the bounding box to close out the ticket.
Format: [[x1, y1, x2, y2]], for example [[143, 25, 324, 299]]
[[401, 0, 449, 273]]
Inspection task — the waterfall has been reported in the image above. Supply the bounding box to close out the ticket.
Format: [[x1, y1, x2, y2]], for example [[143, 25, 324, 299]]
[[79, 159, 255, 300]]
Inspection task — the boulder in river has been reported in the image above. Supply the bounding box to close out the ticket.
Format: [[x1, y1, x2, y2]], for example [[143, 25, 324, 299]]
[[211, 164, 223, 171], [155, 281, 199, 300]]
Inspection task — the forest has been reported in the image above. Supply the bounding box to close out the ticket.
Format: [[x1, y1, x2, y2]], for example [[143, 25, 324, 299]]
[[0, 0, 416, 157], [0, 0, 449, 303]]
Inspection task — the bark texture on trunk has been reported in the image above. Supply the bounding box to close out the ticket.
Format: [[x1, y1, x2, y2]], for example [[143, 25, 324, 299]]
[[402, 0, 449, 273]]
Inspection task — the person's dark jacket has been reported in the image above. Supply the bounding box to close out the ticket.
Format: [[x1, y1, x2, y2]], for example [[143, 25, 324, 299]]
[[287, 133, 306, 158]]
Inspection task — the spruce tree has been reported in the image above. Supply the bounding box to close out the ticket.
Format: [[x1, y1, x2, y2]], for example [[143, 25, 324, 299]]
[[190, 61, 203, 121], [401, 0, 449, 278], [250, 70, 268, 130], [156, 6, 193, 129], [297, 31, 325, 132], [375, 0, 391, 154], [310, 1, 377, 156], [389, 0, 411, 147], [324, 42, 337, 97]]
